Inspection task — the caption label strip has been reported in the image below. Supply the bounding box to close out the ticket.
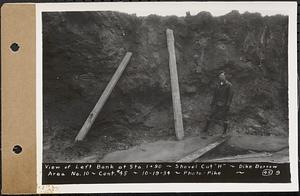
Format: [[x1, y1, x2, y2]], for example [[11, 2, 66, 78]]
[[43, 162, 290, 184]]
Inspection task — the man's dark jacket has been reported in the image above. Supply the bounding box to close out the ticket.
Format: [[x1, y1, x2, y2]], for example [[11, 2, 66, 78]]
[[211, 80, 234, 108]]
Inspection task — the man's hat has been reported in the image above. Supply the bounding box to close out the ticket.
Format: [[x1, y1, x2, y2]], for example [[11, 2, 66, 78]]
[[218, 70, 225, 75]]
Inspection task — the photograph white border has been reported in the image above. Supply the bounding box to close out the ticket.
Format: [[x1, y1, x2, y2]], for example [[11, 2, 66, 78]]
[[36, 2, 298, 193]]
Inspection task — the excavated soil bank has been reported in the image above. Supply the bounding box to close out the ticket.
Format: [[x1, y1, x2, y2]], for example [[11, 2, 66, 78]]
[[43, 11, 288, 162]]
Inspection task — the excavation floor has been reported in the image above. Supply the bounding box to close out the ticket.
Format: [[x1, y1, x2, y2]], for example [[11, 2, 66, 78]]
[[96, 134, 288, 162]]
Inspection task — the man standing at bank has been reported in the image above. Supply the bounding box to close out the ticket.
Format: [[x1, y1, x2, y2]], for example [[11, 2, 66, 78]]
[[203, 71, 234, 136]]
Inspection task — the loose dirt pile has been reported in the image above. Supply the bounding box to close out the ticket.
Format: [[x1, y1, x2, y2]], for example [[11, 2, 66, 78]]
[[43, 11, 288, 162]]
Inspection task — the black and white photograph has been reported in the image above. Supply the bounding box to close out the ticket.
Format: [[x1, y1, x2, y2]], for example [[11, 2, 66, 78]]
[[38, 2, 298, 191]]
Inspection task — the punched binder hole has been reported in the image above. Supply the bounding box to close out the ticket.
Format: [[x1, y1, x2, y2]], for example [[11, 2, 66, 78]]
[[10, 43, 20, 52], [12, 145, 22, 154]]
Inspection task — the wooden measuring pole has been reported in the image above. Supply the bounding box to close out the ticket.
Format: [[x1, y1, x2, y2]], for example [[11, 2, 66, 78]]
[[75, 52, 132, 141], [166, 29, 184, 140]]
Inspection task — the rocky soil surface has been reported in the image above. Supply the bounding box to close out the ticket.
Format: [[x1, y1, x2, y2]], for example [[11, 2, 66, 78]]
[[42, 11, 288, 162]]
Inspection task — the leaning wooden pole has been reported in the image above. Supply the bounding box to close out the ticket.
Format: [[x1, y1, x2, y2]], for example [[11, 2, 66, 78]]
[[75, 52, 132, 142], [166, 29, 184, 140]]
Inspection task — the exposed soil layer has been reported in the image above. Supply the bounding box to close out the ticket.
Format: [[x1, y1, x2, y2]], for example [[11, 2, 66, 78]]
[[43, 11, 288, 162]]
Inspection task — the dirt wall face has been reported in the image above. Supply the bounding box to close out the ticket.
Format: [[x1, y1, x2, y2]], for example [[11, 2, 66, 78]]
[[42, 11, 288, 162]]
